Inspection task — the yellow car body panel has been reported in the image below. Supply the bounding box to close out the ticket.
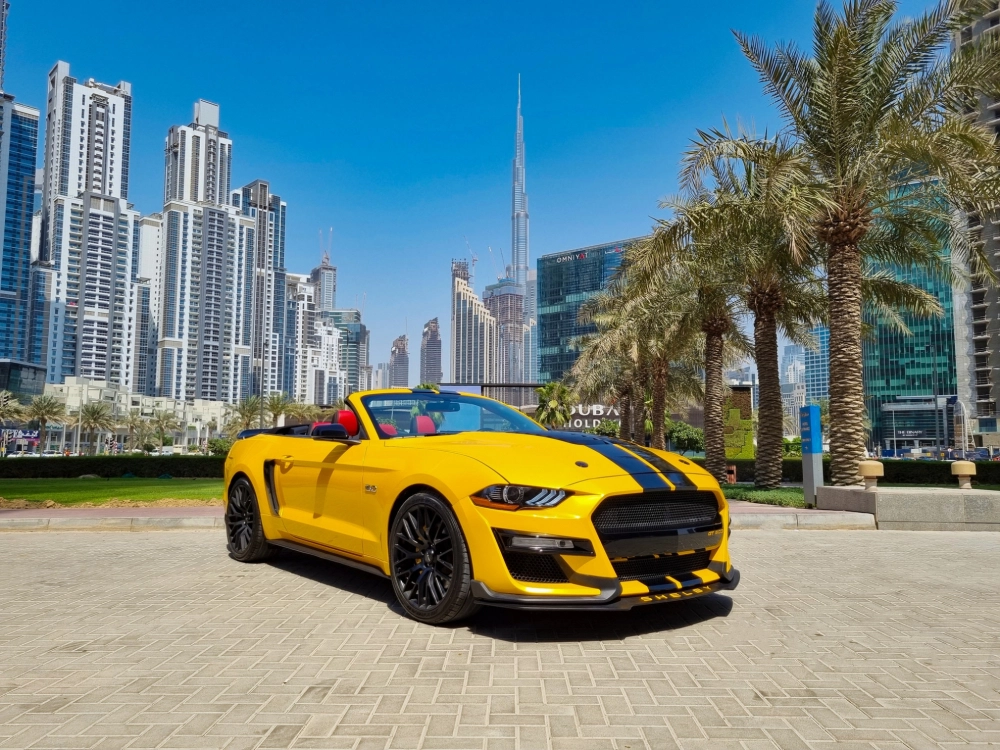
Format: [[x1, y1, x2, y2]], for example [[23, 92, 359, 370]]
[[224, 389, 738, 611]]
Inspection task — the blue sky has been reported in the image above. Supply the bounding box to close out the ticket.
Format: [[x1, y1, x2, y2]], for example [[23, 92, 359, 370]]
[[8, 0, 930, 384]]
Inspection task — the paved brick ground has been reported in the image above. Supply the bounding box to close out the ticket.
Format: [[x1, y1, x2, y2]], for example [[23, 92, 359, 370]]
[[0, 530, 997, 750]]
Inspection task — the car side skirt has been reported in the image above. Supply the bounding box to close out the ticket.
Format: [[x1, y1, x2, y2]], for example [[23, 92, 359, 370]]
[[270, 539, 388, 579]]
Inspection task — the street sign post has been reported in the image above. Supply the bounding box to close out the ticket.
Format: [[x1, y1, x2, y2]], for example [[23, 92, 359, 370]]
[[800, 404, 823, 508]]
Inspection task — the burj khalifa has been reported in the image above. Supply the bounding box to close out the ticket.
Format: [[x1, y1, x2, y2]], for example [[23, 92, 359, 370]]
[[511, 77, 529, 289]]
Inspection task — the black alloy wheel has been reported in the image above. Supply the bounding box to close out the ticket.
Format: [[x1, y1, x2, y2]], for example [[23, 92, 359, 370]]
[[389, 493, 479, 624], [226, 476, 275, 562]]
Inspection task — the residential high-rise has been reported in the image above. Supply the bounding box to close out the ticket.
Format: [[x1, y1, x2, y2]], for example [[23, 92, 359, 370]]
[[0, 92, 39, 365], [511, 78, 529, 289], [372, 362, 391, 390], [389, 335, 409, 388], [329, 309, 370, 395], [536, 238, 638, 382], [524, 268, 538, 382], [780, 344, 805, 386], [0, 1, 8, 89], [284, 272, 346, 405], [450, 259, 497, 384], [155, 101, 255, 402], [36, 62, 140, 389], [803, 326, 830, 405], [955, 13, 1000, 436], [420, 317, 442, 385], [132, 213, 161, 396], [483, 274, 525, 383], [309, 250, 336, 312], [233, 179, 287, 399]]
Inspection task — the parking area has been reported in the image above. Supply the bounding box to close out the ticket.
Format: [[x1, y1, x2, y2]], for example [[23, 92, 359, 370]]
[[0, 529, 997, 750]]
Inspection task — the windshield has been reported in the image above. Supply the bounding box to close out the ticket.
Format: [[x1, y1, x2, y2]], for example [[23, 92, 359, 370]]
[[360, 393, 545, 439]]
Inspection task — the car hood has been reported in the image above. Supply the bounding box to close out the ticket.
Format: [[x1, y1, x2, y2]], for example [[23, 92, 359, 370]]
[[384, 431, 707, 490]]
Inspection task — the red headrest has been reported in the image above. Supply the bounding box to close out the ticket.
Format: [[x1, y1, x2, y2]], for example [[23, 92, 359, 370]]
[[336, 409, 359, 436], [413, 415, 436, 435], [380, 423, 398, 436]]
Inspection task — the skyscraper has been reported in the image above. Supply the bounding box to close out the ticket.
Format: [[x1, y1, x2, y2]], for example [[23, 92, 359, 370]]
[[233, 179, 287, 399], [309, 250, 337, 312], [155, 101, 255, 402], [780, 344, 805, 386], [0, 1, 8, 89], [329, 308, 370, 395], [524, 268, 538, 382], [0, 93, 39, 365], [420, 317, 442, 385], [36, 62, 140, 389], [450, 259, 497, 384], [284, 272, 346, 405], [389, 335, 409, 388], [803, 326, 830, 405], [511, 78, 529, 289], [483, 274, 525, 383]]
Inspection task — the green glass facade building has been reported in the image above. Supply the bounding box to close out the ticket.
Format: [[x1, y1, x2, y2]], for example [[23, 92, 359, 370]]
[[537, 238, 641, 383], [863, 262, 958, 452]]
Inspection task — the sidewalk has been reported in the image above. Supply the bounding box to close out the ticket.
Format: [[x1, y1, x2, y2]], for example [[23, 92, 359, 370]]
[[0, 501, 875, 531]]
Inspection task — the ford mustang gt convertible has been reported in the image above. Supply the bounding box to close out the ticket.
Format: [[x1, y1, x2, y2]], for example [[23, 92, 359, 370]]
[[224, 389, 739, 624]]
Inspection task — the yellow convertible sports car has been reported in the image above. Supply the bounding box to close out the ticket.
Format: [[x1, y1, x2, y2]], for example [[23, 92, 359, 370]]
[[224, 388, 739, 624]]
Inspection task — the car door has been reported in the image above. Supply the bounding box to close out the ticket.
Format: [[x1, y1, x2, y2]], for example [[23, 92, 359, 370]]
[[271, 435, 368, 554]]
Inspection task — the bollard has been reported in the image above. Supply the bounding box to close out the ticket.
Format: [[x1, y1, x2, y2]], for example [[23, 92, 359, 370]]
[[726, 464, 736, 484], [951, 460, 976, 490], [858, 460, 884, 491]]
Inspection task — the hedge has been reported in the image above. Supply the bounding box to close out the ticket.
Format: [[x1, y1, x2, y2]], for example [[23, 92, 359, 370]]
[[0, 455, 225, 479], [691, 457, 1000, 485]]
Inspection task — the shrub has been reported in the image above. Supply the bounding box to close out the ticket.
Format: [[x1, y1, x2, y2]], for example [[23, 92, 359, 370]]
[[207, 438, 233, 457], [0, 455, 224, 479]]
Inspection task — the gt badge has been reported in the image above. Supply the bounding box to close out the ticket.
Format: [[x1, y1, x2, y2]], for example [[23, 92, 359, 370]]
[[364, 484, 378, 494]]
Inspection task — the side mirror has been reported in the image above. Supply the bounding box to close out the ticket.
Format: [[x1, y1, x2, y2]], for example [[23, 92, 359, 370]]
[[312, 423, 360, 444]]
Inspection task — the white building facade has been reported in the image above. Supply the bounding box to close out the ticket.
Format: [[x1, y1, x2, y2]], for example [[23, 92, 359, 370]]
[[450, 259, 497, 384]]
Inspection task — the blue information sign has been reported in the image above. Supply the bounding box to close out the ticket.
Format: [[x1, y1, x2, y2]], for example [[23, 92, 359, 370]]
[[799, 404, 822, 455]]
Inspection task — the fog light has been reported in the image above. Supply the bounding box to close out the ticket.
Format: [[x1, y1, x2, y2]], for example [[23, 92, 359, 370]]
[[509, 536, 575, 550]]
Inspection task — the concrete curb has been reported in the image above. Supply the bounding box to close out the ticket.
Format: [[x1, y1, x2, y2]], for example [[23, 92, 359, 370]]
[[0, 516, 225, 532], [731, 512, 876, 530]]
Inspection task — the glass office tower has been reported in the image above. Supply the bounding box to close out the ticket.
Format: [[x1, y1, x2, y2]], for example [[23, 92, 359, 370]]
[[536, 238, 641, 383]]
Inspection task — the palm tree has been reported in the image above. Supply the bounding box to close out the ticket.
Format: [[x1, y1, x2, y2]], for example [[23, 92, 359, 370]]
[[134, 420, 156, 454], [78, 401, 115, 455], [284, 401, 321, 425], [534, 382, 574, 428], [264, 392, 295, 428], [416, 382, 440, 392], [26, 395, 66, 453], [150, 410, 181, 451], [0, 390, 23, 425], [226, 396, 262, 432], [118, 409, 146, 452], [703, 1, 1000, 484]]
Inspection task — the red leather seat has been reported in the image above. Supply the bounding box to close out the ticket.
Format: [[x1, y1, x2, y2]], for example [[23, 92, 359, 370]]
[[410, 415, 436, 435], [380, 424, 398, 436], [336, 409, 359, 437]]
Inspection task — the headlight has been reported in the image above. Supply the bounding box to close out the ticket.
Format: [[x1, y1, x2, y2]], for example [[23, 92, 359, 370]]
[[472, 484, 569, 510]]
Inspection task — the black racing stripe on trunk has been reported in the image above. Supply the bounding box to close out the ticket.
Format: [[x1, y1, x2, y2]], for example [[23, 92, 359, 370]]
[[608, 440, 697, 489], [538, 431, 668, 490]]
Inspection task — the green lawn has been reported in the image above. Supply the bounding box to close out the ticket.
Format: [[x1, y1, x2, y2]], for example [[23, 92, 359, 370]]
[[722, 485, 806, 508], [0, 478, 224, 507]]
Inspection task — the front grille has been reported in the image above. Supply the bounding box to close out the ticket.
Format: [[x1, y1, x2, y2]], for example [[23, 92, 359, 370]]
[[612, 550, 712, 583], [592, 491, 719, 538], [501, 550, 569, 583]]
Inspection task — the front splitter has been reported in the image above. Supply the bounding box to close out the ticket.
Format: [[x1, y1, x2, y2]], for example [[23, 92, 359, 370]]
[[471, 568, 740, 611]]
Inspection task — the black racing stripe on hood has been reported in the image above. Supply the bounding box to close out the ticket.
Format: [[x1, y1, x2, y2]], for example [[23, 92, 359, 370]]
[[538, 431, 668, 490], [607, 440, 698, 489]]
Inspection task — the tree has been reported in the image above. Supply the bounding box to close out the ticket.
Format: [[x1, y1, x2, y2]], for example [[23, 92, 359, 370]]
[[227, 396, 262, 432], [665, 420, 705, 455], [118, 408, 146, 452], [709, 0, 1000, 483], [207, 437, 233, 457], [416, 382, 440, 392], [534, 382, 575, 428], [78, 402, 115, 455], [26, 395, 65, 452], [150, 410, 181, 451], [0, 390, 23, 425], [264, 392, 295, 428]]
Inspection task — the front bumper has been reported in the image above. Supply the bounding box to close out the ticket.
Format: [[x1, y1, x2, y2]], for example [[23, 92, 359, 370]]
[[471, 567, 740, 611]]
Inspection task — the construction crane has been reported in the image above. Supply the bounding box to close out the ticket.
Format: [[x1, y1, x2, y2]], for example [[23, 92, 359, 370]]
[[487, 246, 501, 282]]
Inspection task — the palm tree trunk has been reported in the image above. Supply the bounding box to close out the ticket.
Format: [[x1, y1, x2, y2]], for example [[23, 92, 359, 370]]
[[703, 330, 727, 483], [753, 305, 783, 489], [619, 387, 632, 441], [827, 242, 865, 485], [39, 420, 47, 453], [651, 356, 668, 450]]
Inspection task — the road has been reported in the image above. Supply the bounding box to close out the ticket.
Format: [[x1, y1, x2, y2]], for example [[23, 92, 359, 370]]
[[0, 529, 996, 749]]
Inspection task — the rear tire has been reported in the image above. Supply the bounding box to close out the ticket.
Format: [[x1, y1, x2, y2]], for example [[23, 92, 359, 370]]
[[389, 493, 480, 624], [226, 476, 275, 562]]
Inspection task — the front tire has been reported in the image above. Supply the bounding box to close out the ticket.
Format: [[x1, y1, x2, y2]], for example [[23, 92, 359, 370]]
[[389, 493, 480, 624], [226, 476, 275, 562]]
